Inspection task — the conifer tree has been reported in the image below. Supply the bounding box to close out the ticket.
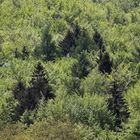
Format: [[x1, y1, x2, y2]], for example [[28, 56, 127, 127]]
[[13, 63, 55, 115], [60, 24, 80, 56], [12, 81, 27, 118], [93, 31, 112, 74], [13, 81, 26, 101], [72, 52, 92, 79], [14, 48, 21, 59], [22, 46, 29, 60], [108, 78, 130, 130], [99, 52, 113, 74], [93, 30, 105, 59], [29, 62, 55, 109]]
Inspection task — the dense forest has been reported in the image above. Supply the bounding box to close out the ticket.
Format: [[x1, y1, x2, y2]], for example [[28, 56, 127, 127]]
[[0, 0, 140, 139]]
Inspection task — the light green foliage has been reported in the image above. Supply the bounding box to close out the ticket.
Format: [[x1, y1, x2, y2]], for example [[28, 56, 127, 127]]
[[35, 94, 114, 129], [0, 0, 140, 139], [126, 81, 140, 113], [81, 68, 109, 95]]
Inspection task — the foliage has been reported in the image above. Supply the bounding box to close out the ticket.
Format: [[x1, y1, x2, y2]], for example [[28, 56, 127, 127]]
[[108, 77, 129, 130], [72, 51, 93, 79], [0, 0, 140, 139]]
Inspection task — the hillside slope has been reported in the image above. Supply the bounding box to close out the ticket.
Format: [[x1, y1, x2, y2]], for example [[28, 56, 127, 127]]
[[0, 0, 140, 139]]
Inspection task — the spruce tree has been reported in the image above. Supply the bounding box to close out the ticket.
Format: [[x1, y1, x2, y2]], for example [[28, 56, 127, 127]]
[[13, 63, 55, 115], [22, 46, 29, 60], [99, 52, 113, 74], [60, 24, 80, 56], [29, 62, 55, 109], [108, 78, 130, 131], [93, 31, 112, 74], [72, 52, 92, 79], [93, 30, 105, 59], [12, 81, 27, 118], [14, 48, 21, 59], [13, 81, 26, 101]]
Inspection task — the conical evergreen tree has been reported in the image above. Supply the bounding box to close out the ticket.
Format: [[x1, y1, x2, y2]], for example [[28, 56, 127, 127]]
[[22, 46, 29, 60], [99, 52, 113, 74], [14, 48, 21, 59], [13, 63, 55, 115], [13, 81, 26, 101], [60, 24, 80, 56], [108, 78, 130, 131], [29, 62, 55, 109], [12, 81, 27, 118], [72, 52, 92, 79], [93, 31, 112, 74], [93, 30, 105, 59]]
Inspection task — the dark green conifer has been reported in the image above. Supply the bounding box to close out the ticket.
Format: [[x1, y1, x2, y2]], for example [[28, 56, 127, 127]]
[[22, 46, 29, 60], [60, 24, 80, 56], [108, 78, 130, 130], [12, 81, 27, 118], [14, 48, 21, 59], [99, 52, 113, 74], [93, 30, 105, 57], [93, 31, 112, 74], [13, 63, 55, 115], [29, 62, 55, 109]]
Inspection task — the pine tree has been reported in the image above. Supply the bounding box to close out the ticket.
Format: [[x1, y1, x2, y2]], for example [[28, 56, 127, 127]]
[[22, 46, 29, 60], [99, 52, 113, 74], [93, 31, 112, 74], [13, 81, 25, 101], [72, 52, 92, 79], [60, 24, 80, 56], [29, 62, 55, 109], [93, 30, 105, 59], [12, 81, 27, 118], [13, 63, 55, 116], [108, 78, 130, 131], [14, 48, 21, 59]]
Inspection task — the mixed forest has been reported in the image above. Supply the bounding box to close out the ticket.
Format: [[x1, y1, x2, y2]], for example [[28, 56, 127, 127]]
[[0, 0, 140, 139]]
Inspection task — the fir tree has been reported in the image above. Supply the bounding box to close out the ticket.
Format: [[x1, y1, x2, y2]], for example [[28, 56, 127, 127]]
[[12, 81, 27, 118], [99, 52, 113, 74], [72, 52, 92, 79], [13, 81, 26, 101], [93, 30, 105, 62], [29, 62, 55, 109], [22, 46, 29, 60], [108, 78, 130, 131], [14, 48, 21, 59], [13, 63, 55, 115], [60, 24, 80, 56], [93, 31, 112, 74], [93, 30, 105, 59]]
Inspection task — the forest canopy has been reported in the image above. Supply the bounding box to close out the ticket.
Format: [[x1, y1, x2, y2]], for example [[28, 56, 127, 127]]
[[0, 0, 140, 139]]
